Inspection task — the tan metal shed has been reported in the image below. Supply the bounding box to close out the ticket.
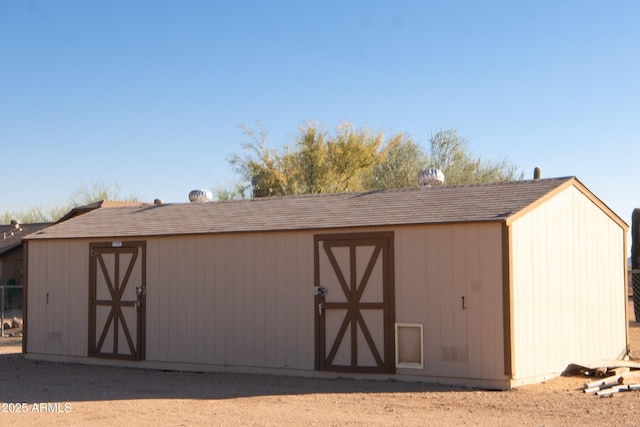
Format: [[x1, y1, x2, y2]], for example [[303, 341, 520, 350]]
[[21, 177, 629, 389]]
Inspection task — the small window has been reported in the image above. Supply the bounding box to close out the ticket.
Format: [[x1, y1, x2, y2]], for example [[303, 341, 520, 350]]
[[395, 323, 424, 369]]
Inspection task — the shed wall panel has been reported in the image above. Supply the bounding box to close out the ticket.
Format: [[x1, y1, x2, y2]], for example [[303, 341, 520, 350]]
[[467, 223, 504, 379], [26, 242, 45, 354], [393, 223, 505, 381], [26, 240, 88, 356], [144, 231, 315, 370], [26, 223, 505, 383], [510, 186, 627, 380]]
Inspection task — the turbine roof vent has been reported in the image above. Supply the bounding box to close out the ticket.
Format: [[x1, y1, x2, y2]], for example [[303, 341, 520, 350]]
[[188, 189, 213, 203], [418, 168, 445, 187]]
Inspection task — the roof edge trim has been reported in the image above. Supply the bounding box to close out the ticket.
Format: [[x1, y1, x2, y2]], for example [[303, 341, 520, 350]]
[[504, 177, 577, 226], [504, 177, 628, 230]]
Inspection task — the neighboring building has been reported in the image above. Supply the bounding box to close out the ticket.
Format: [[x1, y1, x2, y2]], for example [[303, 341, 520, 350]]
[[22, 177, 629, 389], [0, 221, 52, 287], [56, 200, 147, 223], [1, 201, 145, 287]]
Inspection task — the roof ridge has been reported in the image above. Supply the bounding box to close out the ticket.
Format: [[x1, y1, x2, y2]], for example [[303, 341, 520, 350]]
[[204, 176, 576, 203]]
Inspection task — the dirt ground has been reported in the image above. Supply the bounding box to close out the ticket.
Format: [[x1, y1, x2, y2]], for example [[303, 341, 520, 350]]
[[0, 300, 638, 426]]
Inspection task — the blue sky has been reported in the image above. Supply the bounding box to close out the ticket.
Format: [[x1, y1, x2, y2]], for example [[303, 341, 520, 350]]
[[1, 1, 638, 228]]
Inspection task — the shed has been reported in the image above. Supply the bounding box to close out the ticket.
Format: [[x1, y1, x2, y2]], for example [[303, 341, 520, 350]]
[[22, 177, 629, 389]]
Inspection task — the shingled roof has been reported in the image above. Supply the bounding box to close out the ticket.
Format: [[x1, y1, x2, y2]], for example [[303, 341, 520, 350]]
[[24, 177, 614, 240], [56, 200, 148, 222], [1, 222, 53, 254]]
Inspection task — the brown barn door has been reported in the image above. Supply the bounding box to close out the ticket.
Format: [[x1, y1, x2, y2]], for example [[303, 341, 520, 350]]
[[314, 232, 395, 373], [89, 241, 146, 361]]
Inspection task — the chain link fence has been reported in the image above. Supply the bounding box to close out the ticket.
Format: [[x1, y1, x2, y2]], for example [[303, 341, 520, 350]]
[[630, 270, 640, 323], [1, 285, 23, 337]]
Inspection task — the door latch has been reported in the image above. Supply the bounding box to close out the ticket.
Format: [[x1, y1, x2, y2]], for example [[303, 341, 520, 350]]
[[315, 286, 327, 296], [318, 302, 324, 316]]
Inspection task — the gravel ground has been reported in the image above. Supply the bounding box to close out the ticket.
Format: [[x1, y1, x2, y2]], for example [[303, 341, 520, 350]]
[[0, 299, 638, 426]]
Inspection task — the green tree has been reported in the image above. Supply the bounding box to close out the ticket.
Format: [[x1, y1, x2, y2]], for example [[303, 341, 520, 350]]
[[428, 129, 522, 185], [230, 122, 386, 196], [365, 133, 429, 190], [291, 123, 329, 194], [324, 123, 382, 193], [68, 181, 137, 206], [213, 182, 250, 200], [229, 123, 293, 197], [229, 123, 522, 197], [0, 205, 67, 224], [1, 181, 138, 224]]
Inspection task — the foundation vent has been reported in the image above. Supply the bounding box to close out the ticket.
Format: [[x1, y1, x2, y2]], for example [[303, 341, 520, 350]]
[[47, 331, 62, 344], [442, 346, 467, 362]]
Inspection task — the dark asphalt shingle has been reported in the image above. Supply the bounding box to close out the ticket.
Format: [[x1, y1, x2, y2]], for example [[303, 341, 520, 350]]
[[1, 222, 53, 253], [24, 177, 581, 240]]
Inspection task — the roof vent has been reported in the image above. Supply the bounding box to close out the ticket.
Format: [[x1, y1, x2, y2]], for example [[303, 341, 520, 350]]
[[154, 198, 163, 205], [188, 189, 213, 203], [10, 219, 20, 229], [418, 168, 445, 187], [533, 167, 541, 180]]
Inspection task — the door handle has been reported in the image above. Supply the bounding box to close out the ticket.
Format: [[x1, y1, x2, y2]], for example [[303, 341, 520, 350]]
[[318, 302, 324, 316]]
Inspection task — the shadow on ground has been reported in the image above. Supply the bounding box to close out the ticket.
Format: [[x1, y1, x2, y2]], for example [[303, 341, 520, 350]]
[[0, 347, 478, 404], [1, 300, 637, 405]]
